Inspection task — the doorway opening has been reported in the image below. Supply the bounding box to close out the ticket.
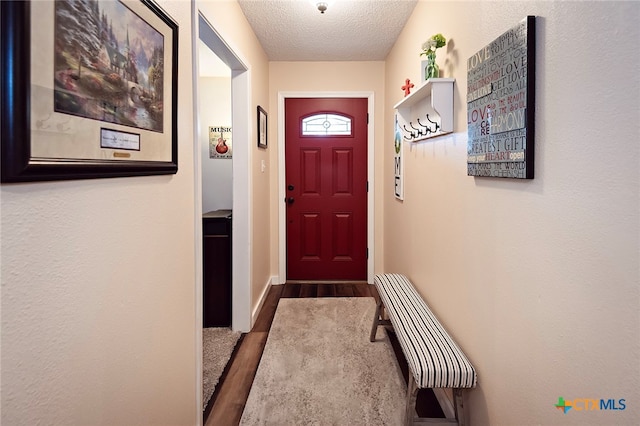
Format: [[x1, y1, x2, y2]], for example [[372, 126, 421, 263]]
[[195, 8, 252, 420], [197, 11, 251, 332]]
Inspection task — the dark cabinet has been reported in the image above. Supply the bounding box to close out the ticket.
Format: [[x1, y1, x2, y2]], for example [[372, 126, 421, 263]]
[[203, 210, 232, 327]]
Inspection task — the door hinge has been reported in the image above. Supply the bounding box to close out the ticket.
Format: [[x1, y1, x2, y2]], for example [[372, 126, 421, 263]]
[[367, 113, 369, 124], [366, 181, 369, 192], [366, 248, 369, 259]]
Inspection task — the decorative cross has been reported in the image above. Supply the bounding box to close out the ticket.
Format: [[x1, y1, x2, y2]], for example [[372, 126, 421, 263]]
[[401, 78, 414, 96]]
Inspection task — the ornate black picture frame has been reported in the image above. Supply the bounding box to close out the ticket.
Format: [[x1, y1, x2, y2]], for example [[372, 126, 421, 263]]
[[1, 0, 179, 183]]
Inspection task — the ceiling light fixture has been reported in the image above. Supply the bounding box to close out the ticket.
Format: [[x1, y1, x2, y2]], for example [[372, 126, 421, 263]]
[[316, 1, 328, 14]]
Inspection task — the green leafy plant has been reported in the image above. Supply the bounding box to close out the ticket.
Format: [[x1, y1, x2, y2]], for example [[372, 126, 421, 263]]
[[420, 33, 447, 57]]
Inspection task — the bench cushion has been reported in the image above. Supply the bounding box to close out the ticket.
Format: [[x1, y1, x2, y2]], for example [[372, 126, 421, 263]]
[[375, 273, 477, 389]]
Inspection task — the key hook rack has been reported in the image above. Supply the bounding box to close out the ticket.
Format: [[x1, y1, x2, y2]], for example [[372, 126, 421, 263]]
[[394, 78, 455, 142], [401, 114, 442, 141]]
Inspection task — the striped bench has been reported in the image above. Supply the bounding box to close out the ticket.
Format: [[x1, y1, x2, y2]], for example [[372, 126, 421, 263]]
[[370, 273, 477, 426]]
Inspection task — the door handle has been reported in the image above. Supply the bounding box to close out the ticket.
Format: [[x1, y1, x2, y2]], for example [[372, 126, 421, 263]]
[[287, 197, 295, 205]]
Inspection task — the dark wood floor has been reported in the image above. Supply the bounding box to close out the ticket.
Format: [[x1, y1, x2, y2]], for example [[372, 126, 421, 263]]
[[204, 282, 444, 425]]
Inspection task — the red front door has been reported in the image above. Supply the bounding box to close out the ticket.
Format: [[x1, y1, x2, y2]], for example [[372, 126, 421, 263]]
[[285, 98, 368, 280]]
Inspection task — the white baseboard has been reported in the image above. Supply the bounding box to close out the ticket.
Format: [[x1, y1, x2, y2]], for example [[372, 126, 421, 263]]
[[251, 276, 281, 327]]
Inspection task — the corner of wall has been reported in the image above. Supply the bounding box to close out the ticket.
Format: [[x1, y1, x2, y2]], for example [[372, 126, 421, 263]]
[[251, 276, 280, 327]]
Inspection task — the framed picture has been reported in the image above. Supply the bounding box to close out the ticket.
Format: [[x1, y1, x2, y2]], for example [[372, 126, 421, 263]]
[[1, 0, 179, 183], [209, 126, 232, 159], [466, 16, 535, 179], [257, 105, 268, 149]]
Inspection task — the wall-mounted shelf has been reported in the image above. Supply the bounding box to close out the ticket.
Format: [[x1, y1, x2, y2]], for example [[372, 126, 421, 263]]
[[394, 78, 455, 142]]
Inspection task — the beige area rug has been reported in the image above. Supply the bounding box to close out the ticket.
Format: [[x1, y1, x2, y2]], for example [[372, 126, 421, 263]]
[[203, 327, 242, 409], [240, 298, 405, 425]]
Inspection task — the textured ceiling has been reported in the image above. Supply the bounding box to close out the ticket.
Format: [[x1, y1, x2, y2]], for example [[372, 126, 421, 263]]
[[237, 0, 418, 61]]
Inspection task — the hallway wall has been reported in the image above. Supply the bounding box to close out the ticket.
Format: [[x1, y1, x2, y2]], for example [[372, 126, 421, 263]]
[[384, 1, 639, 424], [0, 2, 198, 424]]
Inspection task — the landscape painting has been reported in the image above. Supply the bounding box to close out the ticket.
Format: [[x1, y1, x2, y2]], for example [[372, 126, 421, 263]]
[[54, 0, 165, 132]]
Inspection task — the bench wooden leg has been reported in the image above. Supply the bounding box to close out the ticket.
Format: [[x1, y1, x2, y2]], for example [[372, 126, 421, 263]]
[[370, 299, 392, 342], [404, 375, 419, 426], [453, 388, 466, 426], [370, 298, 384, 342], [408, 385, 466, 426]]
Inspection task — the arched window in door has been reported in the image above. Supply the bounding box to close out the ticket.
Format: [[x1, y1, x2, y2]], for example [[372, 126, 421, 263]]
[[302, 113, 352, 136]]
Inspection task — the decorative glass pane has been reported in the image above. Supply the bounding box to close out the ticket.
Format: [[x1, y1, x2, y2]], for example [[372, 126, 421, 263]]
[[302, 114, 352, 136]]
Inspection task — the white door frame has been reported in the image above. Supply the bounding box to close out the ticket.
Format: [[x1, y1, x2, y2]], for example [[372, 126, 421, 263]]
[[196, 11, 252, 332], [193, 7, 252, 424], [277, 92, 375, 284]]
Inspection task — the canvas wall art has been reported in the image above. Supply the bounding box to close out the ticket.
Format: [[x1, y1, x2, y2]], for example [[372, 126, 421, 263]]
[[466, 16, 535, 179]]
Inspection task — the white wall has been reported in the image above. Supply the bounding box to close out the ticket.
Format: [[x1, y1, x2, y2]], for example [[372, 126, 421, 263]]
[[384, 1, 639, 424], [0, 2, 198, 424], [199, 77, 233, 213]]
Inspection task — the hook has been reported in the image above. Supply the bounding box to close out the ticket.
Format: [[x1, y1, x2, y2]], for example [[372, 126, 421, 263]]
[[426, 114, 440, 132], [403, 124, 416, 140], [410, 121, 425, 137], [416, 118, 433, 135]]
